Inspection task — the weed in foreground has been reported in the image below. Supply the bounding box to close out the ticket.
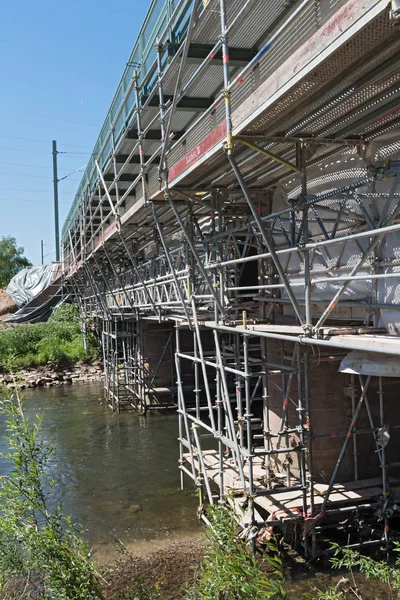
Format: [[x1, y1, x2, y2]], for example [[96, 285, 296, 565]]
[[187, 503, 285, 600], [303, 542, 400, 600], [0, 386, 105, 599]]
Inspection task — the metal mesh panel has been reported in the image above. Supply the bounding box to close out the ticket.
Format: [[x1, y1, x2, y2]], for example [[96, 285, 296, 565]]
[[148, 166, 162, 197], [240, 12, 398, 136], [329, 0, 348, 8], [228, 0, 290, 48], [377, 141, 400, 158], [366, 118, 400, 141], [306, 79, 400, 136], [362, 112, 400, 136], [288, 167, 368, 198], [259, 1, 320, 80], [191, 0, 293, 49], [167, 100, 226, 174]]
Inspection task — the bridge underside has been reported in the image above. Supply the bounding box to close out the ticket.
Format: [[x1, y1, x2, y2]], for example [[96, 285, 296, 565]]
[[62, 0, 400, 556]]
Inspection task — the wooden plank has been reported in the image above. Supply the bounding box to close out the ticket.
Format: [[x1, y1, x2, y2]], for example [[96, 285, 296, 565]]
[[255, 484, 384, 516], [243, 464, 266, 479], [313, 477, 397, 494], [203, 454, 220, 467], [228, 496, 265, 525], [254, 496, 299, 519], [284, 486, 383, 509]]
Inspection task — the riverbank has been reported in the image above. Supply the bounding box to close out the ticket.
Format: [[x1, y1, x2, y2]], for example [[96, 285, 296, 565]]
[[0, 361, 103, 389], [0, 303, 100, 381], [99, 535, 394, 600], [4, 532, 391, 600], [102, 537, 203, 600]]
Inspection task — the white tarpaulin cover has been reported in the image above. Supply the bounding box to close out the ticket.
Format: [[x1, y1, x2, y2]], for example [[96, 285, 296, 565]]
[[273, 138, 400, 334], [339, 351, 400, 377], [6, 264, 59, 308]]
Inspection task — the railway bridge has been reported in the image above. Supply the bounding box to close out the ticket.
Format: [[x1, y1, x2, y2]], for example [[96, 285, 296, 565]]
[[62, 0, 400, 556]]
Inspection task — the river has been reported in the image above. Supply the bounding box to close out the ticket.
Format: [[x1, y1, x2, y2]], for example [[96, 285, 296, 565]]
[[0, 381, 199, 558], [0, 382, 392, 598]]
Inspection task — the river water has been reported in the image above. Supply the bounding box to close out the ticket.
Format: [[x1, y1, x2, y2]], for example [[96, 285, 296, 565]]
[[0, 382, 393, 597], [0, 382, 199, 557]]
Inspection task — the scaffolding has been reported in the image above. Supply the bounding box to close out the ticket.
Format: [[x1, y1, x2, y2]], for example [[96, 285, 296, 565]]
[[62, 0, 400, 556]]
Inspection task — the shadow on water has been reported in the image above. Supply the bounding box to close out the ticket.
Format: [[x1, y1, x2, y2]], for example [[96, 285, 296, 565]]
[[0, 382, 199, 556]]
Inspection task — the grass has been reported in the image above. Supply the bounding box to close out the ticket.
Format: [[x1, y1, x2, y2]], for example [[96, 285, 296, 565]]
[[0, 303, 98, 371]]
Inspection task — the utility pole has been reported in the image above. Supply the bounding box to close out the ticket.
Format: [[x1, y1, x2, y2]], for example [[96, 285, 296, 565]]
[[41, 240, 44, 265], [52, 140, 60, 262]]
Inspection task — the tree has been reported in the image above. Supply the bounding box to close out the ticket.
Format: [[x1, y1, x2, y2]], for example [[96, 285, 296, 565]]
[[0, 236, 31, 288]]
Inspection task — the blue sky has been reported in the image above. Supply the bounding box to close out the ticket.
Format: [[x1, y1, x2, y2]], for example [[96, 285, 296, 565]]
[[0, 0, 149, 264]]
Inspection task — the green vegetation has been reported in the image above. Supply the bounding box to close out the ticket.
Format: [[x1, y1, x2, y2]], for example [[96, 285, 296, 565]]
[[0, 303, 97, 370], [0, 388, 104, 599], [303, 542, 400, 599], [188, 504, 285, 600], [0, 236, 31, 288]]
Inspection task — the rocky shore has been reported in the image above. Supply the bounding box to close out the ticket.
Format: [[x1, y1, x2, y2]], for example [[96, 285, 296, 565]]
[[0, 362, 103, 389]]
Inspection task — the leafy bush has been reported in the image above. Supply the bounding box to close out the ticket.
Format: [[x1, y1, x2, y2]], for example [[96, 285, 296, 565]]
[[187, 504, 285, 600], [302, 542, 400, 599], [0, 389, 104, 598], [0, 303, 97, 370]]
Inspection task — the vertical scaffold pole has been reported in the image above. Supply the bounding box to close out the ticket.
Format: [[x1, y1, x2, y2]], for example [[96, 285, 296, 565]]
[[296, 345, 307, 518], [133, 71, 148, 202], [175, 325, 197, 483], [261, 337, 271, 484], [219, 0, 233, 153], [300, 143, 312, 331], [191, 298, 216, 430], [350, 374, 359, 481], [154, 41, 193, 327], [320, 376, 372, 514], [379, 376, 390, 553], [214, 191, 225, 504], [303, 351, 316, 556], [52, 140, 60, 262], [243, 332, 256, 553]]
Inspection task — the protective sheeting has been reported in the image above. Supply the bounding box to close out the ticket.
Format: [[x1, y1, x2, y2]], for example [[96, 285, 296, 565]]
[[6, 294, 63, 324], [339, 351, 400, 377], [273, 137, 400, 333], [6, 264, 60, 308]]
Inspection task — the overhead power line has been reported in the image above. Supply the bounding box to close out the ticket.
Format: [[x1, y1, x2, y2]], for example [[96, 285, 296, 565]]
[[0, 171, 81, 181], [0, 145, 55, 155], [0, 108, 98, 128], [58, 164, 87, 182], [0, 144, 94, 157], [0, 161, 82, 172], [0, 134, 91, 149], [0, 187, 71, 195], [0, 197, 70, 204]]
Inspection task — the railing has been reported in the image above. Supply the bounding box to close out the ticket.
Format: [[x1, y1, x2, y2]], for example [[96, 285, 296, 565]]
[[62, 0, 202, 239]]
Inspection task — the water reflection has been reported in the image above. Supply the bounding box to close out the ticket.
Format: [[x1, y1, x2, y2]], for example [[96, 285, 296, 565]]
[[0, 382, 199, 552]]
